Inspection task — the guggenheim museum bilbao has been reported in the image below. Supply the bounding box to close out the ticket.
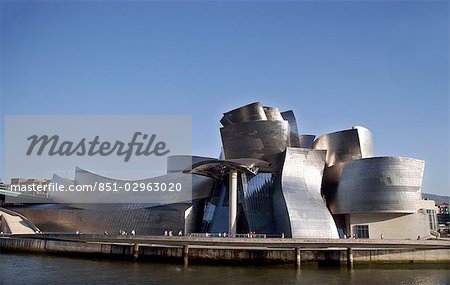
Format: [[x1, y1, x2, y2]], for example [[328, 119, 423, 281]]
[[5, 102, 436, 240]]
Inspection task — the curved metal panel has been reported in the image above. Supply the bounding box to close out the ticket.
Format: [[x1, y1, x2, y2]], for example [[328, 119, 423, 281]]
[[221, 102, 267, 126], [185, 158, 270, 180], [65, 167, 215, 209], [313, 126, 373, 167], [184, 199, 206, 234], [299, 135, 316, 149], [277, 148, 339, 238], [20, 167, 217, 233], [263, 106, 284, 121], [220, 116, 233, 127], [10, 205, 191, 235], [354, 126, 373, 158], [280, 110, 301, 147], [331, 157, 424, 214], [49, 174, 76, 204], [220, 120, 289, 171], [320, 162, 344, 210]]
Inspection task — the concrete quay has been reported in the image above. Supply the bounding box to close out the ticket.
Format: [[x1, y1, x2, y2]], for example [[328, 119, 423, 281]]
[[1, 234, 449, 267]]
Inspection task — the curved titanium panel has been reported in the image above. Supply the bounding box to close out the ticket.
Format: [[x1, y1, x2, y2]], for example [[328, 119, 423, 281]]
[[281, 110, 301, 148], [263, 106, 284, 121], [219, 116, 233, 127], [221, 102, 267, 126], [354, 126, 373, 158], [67, 167, 214, 209], [331, 157, 424, 214], [184, 199, 206, 234], [320, 162, 344, 209], [10, 205, 191, 235], [277, 148, 339, 238], [185, 158, 270, 180], [220, 120, 289, 171], [15, 169, 216, 234], [313, 126, 373, 167], [299, 135, 316, 149], [49, 174, 76, 204]]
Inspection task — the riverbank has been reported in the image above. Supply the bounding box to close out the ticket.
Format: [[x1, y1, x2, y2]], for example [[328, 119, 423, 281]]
[[2, 252, 450, 285], [1, 234, 450, 266]]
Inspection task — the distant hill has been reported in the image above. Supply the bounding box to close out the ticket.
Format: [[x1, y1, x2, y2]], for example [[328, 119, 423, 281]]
[[422, 193, 450, 204]]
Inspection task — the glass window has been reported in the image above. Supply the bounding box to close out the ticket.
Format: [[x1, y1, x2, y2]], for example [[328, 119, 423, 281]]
[[355, 225, 369, 239]]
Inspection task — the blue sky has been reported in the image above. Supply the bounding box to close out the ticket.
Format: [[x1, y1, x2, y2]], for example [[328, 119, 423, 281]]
[[1, 0, 448, 195]]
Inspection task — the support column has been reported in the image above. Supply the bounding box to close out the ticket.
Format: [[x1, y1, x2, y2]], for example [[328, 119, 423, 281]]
[[133, 243, 139, 260], [228, 169, 238, 237], [346, 248, 353, 269], [295, 247, 301, 269], [183, 245, 189, 266]]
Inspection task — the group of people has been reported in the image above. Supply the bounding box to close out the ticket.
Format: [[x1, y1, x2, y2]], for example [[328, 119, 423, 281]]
[[204, 232, 228, 237], [118, 229, 136, 236], [164, 230, 183, 236], [75, 229, 137, 235]]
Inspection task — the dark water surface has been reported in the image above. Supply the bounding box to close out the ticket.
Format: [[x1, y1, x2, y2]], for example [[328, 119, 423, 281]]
[[1, 253, 449, 285]]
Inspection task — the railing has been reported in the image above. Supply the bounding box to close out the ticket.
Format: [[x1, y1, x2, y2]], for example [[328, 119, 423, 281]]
[[189, 233, 285, 238]]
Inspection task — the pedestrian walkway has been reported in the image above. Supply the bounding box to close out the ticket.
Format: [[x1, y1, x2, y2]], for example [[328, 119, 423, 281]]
[[0, 209, 37, 234]]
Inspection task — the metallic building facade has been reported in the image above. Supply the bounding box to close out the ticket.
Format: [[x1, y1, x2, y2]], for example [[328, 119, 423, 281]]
[[315, 125, 428, 239], [6, 102, 430, 239], [299, 135, 315, 149], [9, 205, 190, 235], [72, 166, 214, 208], [280, 110, 301, 148], [220, 102, 267, 126], [10, 158, 217, 235], [313, 126, 373, 167], [217, 103, 340, 238], [328, 157, 424, 214], [274, 148, 339, 238], [219, 102, 290, 172], [220, 120, 289, 172]]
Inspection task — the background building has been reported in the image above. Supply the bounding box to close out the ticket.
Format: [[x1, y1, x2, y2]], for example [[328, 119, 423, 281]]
[[436, 203, 450, 237]]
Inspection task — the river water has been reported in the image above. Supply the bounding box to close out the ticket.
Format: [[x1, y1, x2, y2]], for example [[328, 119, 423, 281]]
[[0, 253, 449, 285]]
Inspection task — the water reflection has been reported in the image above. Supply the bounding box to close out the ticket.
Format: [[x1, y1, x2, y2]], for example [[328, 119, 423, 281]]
[[0, 253, 449, 285]]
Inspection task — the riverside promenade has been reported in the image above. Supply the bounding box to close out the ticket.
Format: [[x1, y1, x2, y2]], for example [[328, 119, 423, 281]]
[[1, 234, 450, 267], [0, 208, 39, 234]]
